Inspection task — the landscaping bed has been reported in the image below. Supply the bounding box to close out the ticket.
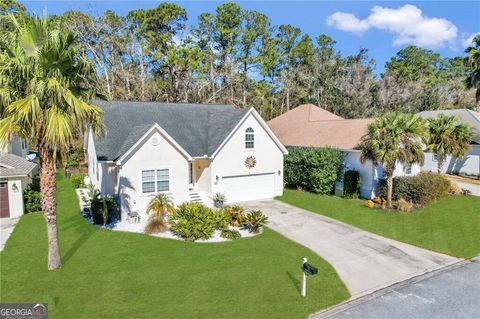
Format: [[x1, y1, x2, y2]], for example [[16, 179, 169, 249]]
[[0, 175, 349, 318], [278, 189, 480, 259]]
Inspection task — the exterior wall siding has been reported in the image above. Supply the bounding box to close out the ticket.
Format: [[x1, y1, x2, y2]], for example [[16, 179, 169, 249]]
[[421, 145, 480, 177], [211, 114, 284, 198], [117, 129, 189, 216]]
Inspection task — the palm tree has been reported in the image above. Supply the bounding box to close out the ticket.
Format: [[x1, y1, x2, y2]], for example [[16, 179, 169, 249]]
[[426, 114, 472, 174], [146, 193, 175, 218], [360, 113, 427, 208], [465, 34, 480, 109], [145, 193, 174, 234], [0, 15, 103, 270]]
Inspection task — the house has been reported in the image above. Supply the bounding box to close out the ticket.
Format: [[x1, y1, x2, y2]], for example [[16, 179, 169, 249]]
[[86, 100, 287, 219], [0, 138, 37, 218], [268, 104, 420, 199], [418, 109, 480, 178]]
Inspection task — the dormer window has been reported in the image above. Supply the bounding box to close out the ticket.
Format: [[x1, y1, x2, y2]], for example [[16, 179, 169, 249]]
[[245, 127, 254, 149]]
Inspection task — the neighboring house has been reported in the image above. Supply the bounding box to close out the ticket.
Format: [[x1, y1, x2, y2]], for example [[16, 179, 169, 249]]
[[0, 140, 36, 218], [268, 104, 420, 199], [1, 136, 29, 159], [86, 100, 287, 219], [418, 109, 480, 178]]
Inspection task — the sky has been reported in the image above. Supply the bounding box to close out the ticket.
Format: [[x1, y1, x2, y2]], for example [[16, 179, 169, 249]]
[[21, 1, 480, 73]]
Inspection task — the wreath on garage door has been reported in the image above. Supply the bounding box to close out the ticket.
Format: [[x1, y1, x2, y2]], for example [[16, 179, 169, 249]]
[[245, 156, 256, 169]]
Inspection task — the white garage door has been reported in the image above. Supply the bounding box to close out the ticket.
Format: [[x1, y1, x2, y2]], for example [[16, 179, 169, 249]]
[[222, 173, 275, 203]]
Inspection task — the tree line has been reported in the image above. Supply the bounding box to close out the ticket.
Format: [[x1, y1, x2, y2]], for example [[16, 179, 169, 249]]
[[1, 0, 479, 120]]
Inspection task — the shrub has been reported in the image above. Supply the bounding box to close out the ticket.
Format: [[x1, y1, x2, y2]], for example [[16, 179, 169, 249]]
[[222, 205, 245, 227], [66, 151, 81, 169], [23, 177, 42, 214], [343, 170, 361, 198], [71, 173, 86, 188], [91, 194, 117, 225], [284, 146, 344, 194], [213, 193, 226, 208], [169, 202, 217, 241], [24, 189, 42, 213], [245, 210, 268, 233], [396, 198, 414, 212], [364, 200, 375, 208], [378, 172, 450, 206], [221, 229, 241, 240], [145, 215, 168, 234]]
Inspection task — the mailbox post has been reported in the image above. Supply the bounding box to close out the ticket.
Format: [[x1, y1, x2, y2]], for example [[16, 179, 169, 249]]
[[301, 257, 318, 297]]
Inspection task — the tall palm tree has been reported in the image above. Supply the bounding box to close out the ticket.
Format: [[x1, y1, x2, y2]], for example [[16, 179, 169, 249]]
[[0, 15, 103, 270], [426, 114, 472, 174], [360, 113, 427, 208], [465, 34, 480, 109]]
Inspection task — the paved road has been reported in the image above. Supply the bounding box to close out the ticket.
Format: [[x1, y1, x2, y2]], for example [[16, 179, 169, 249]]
[[314, 257, 480, 319], [243, 199, 459, 297], [0, 217, 20, 251]]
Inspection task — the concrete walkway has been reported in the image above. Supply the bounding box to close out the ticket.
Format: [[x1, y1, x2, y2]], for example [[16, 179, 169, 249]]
[[0, 217, 20, 251], [243, 199, 460, 298]]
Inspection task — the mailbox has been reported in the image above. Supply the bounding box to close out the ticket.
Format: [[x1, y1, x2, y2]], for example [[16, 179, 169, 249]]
[[302, 262, 318, 276]]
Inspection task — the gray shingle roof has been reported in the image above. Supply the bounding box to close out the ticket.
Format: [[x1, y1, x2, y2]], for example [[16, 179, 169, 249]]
[[0, 152, 36, 177], [418, 109, 480, 144], [93, 100, 251, 161]]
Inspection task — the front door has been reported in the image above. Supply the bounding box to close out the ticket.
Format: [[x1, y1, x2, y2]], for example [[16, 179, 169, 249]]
[[0, 181, 10, 218]]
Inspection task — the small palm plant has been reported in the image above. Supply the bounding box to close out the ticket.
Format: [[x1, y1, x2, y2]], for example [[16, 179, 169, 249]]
[[144, 193, 174, 234], [245, 210, 268, 233], [426, 114, 472, 174]]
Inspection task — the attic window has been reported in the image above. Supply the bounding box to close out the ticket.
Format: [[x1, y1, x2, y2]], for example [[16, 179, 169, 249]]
[[245, 127, 254, 149]]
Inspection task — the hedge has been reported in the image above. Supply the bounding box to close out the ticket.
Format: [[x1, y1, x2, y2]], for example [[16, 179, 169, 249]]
[[284, 146, 344, 194], [378, 172, 450, 206]]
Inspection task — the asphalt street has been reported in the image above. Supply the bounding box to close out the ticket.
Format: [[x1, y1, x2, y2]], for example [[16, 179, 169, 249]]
[[314, 257, 480, 319]]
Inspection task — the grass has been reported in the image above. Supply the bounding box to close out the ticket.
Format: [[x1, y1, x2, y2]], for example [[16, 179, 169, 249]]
[[278, 189, 480, 259], [0, 175, 349, 319]]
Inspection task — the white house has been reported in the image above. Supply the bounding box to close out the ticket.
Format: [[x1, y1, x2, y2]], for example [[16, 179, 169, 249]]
[[418, 109, 480, 178], [86, 100, 288, 219], [1, 137, 36, 218], [268, 104, 420, 199]]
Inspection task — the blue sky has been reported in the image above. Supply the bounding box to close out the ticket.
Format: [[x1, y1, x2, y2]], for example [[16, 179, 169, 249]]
[[22, 1, 480, 72]]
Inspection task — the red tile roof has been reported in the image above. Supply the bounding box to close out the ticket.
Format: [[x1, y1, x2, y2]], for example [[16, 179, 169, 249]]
[[268, 104, 374, 149]]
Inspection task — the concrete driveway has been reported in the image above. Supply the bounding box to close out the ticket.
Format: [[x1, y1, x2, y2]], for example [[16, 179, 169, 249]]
[[243, 199, 460, 298], [0, 217, 20, 251]]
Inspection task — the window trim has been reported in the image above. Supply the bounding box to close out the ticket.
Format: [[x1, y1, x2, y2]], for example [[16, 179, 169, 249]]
[[245, 127, 255, 150], [139, 167, 171, 194]]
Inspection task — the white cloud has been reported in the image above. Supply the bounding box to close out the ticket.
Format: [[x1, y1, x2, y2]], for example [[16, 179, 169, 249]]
[[326, 4, 458, 49], [461, 32, 480, 48], [326, 12, 369, 34]]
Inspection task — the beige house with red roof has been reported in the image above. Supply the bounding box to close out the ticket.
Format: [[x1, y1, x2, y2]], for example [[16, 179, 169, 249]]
[[268, 104, 420, 198]]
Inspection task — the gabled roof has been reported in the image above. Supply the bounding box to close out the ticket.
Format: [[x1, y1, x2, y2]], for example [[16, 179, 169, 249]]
[[0, 152, 36, 177], [418, 109, 480, 144], [268, 104, 373, 150], [93, 100, 251, 161]]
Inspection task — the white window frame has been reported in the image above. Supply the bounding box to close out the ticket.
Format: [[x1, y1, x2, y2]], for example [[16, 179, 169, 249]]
[[245, 127, 255, 149], [140, 167, 171, 194]]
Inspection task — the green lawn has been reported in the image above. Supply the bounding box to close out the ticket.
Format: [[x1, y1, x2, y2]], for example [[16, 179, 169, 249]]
[[278, 189, 480, 259], [0, 175, 349, 319]]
